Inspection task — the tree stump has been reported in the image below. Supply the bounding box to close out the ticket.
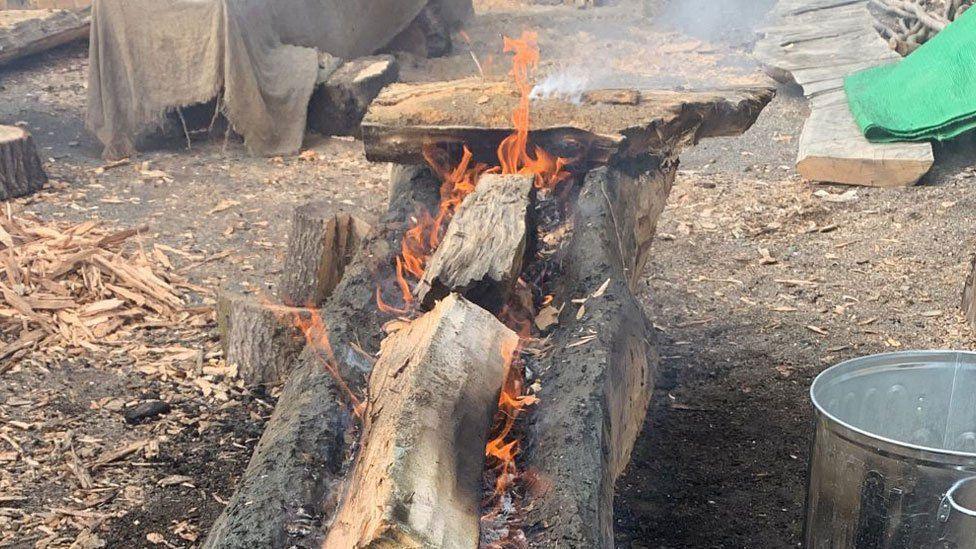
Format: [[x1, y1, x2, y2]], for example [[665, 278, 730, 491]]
[[278, 202, 371, 308], [0, 125, 46, 200], [216, 290, 312, 387]]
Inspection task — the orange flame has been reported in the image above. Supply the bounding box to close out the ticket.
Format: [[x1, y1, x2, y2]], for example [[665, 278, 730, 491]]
[[290, 308, 364, 417], [485, 337, 538, 498]]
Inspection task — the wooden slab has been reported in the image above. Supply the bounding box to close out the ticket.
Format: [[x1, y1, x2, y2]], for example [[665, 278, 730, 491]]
[[362, 78, 774, 166], [0, 8, 90, 66], [324, 293, 516, 548], [755, 0, 934, 187]]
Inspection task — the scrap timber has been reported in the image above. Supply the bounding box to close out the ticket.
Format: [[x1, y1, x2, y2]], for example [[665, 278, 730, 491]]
[[203, 86, 772, 548], [755, 0, 934, 186], [362, 79, 775, 167], [0, 8, 90, 67]]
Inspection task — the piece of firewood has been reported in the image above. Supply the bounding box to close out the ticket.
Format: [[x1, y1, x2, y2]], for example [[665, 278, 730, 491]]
[[0, 125, 46, 200], [362, 79, 774, 166], [523, 159, 669, 548], [202, 165, 441, 549], [307, 55, 399, 137], [278, 202, 371, 307], [962, 255, 976, 327], [324, 293, 516, 549], [416, 173, 533, 310], [0, 8, 90, 67], [215, 290, 312, 386]]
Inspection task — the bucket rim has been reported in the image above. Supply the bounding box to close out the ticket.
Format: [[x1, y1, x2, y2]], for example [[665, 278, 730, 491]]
[[810, 349, 976, 460]]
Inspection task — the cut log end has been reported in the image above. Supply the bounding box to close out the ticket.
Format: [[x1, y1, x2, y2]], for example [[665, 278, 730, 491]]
[[216, 289, 311, 386], [416, 173, 533, 310], [0, 125, 47, 200], [308, 55, 399, 137], [278, 203, 371, 308], [324, 293, 517, 549]]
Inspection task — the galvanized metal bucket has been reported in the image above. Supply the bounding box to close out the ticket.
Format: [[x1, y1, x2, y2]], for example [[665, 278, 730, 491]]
[[806, 351, 976, 548]]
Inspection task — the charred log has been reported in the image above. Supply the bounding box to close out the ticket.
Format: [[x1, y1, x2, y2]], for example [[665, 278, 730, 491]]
[[0, 125, 46, 200], [307, 55, 399, 137], [523, 158, 675, 548], [324, 293, 516, 548], [278, 202, 371, 308], [416, 174, 533, 310]]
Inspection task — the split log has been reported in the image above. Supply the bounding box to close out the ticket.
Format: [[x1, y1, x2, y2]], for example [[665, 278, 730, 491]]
[[278, 202, 371, 308], [215, 290, 311, 387], [324, 293, 517, 548], [203, 165, 441, 549], [307, 55, 399, 137], [523, 158, 673, 548], [415, 174, 533, 310], [362, 79, 774, 166], [0, 125, 46, 200], [0, 8, 90, 67], [962, 255, 976, 328]]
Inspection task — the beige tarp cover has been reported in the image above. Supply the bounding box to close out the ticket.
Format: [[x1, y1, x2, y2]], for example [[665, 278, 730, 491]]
[[86, 0, 460, 158]]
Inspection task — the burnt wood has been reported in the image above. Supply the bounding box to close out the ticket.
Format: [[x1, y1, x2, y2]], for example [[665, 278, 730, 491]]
[[0, 125, 46, 200], [324, 293, 516, 548], [416, 173, 533, 310], [361, 80, 774, 166], [278, 202, 371, 308], [307, 55, 399, 137]]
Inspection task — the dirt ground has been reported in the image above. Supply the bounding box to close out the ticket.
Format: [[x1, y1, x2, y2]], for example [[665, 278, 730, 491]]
[[1, 0, 975, 548]]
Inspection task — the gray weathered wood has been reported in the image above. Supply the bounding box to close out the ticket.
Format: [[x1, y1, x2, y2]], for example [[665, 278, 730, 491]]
[[0, 125, 46, 199], [324, 293, 516, 548], [278, 202, 370, 308], [0, 8, 90, 67], [215, 290, 312, 387], [755, 0, 934, 186], [963, 255, 976, 328], [415, 173, 533, 310]]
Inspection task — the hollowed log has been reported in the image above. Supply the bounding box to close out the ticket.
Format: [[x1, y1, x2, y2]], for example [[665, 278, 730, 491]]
[[324, 293, 517, 548], [416, 173, 533, 310]]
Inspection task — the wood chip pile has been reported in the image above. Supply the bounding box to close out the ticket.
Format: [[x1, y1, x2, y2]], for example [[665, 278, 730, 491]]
[[0, 207, 210, 367]]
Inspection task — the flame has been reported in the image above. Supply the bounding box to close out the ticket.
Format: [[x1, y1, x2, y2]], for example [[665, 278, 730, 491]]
[[484, 337, 538, 498], [290, 308, 364, 417]]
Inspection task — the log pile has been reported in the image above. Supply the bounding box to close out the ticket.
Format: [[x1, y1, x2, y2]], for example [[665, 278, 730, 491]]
[[871, 0, 971, 54], [203, 84, 772, 548]]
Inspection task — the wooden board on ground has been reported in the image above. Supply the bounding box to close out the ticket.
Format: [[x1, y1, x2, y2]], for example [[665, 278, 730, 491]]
[[755, 0, 934, 187], [0, 8, 90, 66], [0, 125, 46, 199], [362, 79, 774, 166], [324, 293, 516, 548]]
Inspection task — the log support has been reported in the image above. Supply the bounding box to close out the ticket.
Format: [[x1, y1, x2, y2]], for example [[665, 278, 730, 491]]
[[324, 293, 517, 548]]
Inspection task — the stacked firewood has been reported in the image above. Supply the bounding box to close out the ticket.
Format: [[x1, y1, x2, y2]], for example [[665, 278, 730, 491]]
[[871, 0, 972, 54], [0, 208, 206, 366]]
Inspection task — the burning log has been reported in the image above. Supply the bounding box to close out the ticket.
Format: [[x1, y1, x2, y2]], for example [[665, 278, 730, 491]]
[[324, 293, 518, 548], [521, 159, 672, 548], [307, 55, 399, 137], [361, 79, 774, 166], [278, 201, 371, 308], [416, 173, 533, 310], [215, 290, 312, 386], [0, 125, 47, 199], [203, 164, 441, 549]]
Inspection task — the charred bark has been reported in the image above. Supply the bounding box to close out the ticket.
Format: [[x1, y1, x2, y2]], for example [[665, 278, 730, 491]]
[[0, 125, 46, 200], [307, 55, 399, 138]]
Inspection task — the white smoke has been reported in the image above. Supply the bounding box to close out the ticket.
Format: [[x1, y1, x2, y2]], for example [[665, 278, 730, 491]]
[[529, 68, 591, 104]]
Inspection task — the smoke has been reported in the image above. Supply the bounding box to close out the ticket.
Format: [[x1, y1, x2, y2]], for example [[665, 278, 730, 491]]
[[529, 68, 591, 104], [653, 0, 776, 46]]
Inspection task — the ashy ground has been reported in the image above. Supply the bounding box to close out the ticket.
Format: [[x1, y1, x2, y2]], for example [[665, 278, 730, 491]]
[[1, 1, 975, 548]]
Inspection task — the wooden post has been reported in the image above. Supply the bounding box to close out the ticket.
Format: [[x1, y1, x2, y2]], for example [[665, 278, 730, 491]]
[[278, 202, 371, 308], [324, 293, 517, 548], [0, 125, 46, 200], [416, 173, 533, 310]]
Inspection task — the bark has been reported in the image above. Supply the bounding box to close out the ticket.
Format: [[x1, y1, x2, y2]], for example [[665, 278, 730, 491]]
[[362, 80, 774, 165], [203, 165, 440, 549], [278, 202, 371, 308], [0, 8, 90, 67], [324, 293, 516, 548], [307, 55, 399, 137], [523, 157, 675, 548], [0, 125, 46, 200], [416, 174, 533, 311], [215, 289, 312, 386]]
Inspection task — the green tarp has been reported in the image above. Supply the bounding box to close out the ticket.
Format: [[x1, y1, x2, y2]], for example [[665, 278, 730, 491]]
[[845, 7, 976, 143]]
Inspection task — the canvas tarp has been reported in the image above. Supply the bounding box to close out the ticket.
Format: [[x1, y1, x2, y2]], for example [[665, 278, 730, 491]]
[[86, 0, 462, 158]]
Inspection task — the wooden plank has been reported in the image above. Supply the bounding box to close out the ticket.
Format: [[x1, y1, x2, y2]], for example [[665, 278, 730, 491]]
[[0, 8, 90, 67], [324, 293, 516, 549]]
